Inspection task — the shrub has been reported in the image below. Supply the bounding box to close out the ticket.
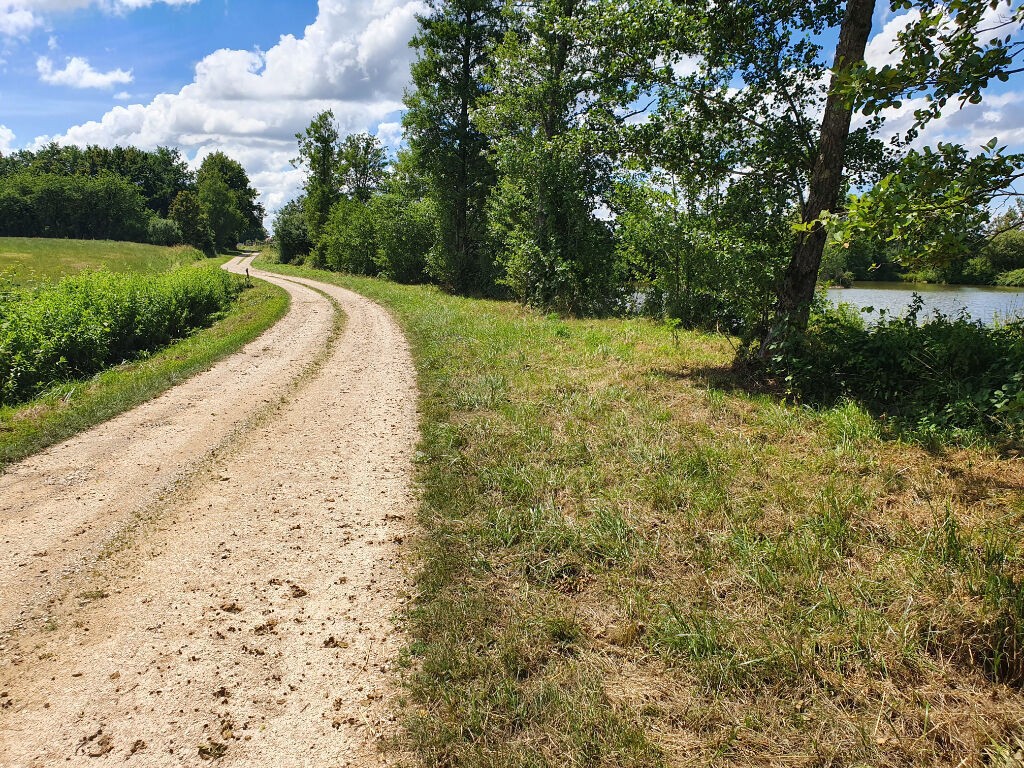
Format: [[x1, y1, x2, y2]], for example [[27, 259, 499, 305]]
[[0, 263, 242, 406], [960, 255, 997, 284], [370, 194, 437, 283], [147, 216, 183, 246], [169, 190, 216, 255], [319, 198, 377, 274], [273, 198, 313, 264], [996, 268, 1024, 287], [764, 297, 1024, 442]]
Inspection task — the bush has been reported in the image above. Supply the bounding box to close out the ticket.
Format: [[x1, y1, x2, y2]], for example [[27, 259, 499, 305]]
[[370, 194, 437, 283], [960, 255, 997, 284], [0, 264, 242, 405], [273, 198, 313, 264], [147, 217, 183, 246], [764, 297, 1024, 442], [169, 190, 216, 255], [319, 198, 377, 274], [996, 268, 1024, 287], [984, 229, 1024, 273]]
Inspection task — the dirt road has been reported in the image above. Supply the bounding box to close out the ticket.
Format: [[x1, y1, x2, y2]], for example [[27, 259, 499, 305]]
[[0, 256, 418, 767]]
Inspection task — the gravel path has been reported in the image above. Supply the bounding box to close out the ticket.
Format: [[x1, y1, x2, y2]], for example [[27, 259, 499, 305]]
[[0, 256, 418, 767]]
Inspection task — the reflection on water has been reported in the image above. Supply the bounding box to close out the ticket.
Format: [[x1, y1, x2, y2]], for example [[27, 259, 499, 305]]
[[825, 282, 1024, 326]]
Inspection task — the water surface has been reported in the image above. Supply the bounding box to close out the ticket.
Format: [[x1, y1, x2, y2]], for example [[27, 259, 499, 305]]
[[826, 282, 1024, 325]]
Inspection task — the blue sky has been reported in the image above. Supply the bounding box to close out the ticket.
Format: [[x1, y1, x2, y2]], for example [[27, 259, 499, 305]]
[[0, 0, 1022, 225], [2, 2, 319, 141], [0, 0, 419, 218]]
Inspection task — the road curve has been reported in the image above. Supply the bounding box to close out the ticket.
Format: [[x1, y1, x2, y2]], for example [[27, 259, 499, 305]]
[[0, 256, 418, 767]]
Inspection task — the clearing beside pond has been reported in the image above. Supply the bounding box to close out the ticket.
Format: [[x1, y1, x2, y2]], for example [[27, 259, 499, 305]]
[[257, 258, 1024, 768], [0, 256, 418, 767]]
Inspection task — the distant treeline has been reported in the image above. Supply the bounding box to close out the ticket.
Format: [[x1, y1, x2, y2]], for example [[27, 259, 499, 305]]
[[0, 143, 266, 251]]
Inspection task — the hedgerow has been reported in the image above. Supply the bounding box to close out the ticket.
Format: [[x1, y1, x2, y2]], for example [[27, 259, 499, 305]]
[[0, 263, 242, 405]]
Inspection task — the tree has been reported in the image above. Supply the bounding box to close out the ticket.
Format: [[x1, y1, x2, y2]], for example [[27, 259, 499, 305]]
[[337, 133, 388, 203], [293, 110, 341, 242], [774, 0, 877, 334], [0, 143, 193, 217], [370, 188, 438, 284], [476, 0, 623, 313], [0, 172, 150, 241], [319, 197, 379, 274], [273, 197, 313, 264], [143, 146, 194, 217], [196, 151, 266, 242], [198, 171, 246, 251], [776, 0, 1024, 334], [609, 0, 884, 335], [404, 0, 505, 293], [169, 190, 215, 254]]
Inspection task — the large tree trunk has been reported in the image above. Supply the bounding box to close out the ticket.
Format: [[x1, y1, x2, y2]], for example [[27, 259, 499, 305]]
[[772, 0, 876, 336]]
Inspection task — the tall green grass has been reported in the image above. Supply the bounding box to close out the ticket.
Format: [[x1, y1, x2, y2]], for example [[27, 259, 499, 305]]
[[0, 263, 241, 405]]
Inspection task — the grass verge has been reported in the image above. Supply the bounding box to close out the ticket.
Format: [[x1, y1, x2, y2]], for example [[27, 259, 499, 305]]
[[259, 257, 1024, 767], [0, 277, 288, 470]]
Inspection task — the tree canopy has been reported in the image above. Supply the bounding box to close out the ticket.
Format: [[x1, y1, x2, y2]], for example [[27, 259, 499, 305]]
[[277, 0, 1023, 348], [0, 143, 264, 252]]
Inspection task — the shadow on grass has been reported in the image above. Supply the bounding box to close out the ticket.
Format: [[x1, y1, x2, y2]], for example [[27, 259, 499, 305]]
[[649, 363, 773, 397], [651, 362, 1023, 455]]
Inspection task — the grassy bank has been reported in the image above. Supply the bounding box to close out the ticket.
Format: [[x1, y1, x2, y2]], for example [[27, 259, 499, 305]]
[[259, 258, 1024, 767], [0, 237, 205, 284], [0, 267, 288, 470]]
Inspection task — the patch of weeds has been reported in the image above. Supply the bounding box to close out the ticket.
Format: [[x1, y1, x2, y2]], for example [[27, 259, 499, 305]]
[[0, 277, 288, 470], [198, 741, 228, 760], [76, 589, 109, 602], [579, 508, 648, 568]]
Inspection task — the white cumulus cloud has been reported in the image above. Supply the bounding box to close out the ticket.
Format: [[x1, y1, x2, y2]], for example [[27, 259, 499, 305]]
[[44, 0, 425, 226], [0, 6, 36, 35], [37, 55, 133, 88], [0, 124, 15, 153], [864, 10, 921, 71]]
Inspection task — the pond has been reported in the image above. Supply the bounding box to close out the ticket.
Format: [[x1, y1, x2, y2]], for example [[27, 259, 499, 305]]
[[825, 282, 1024, 326]]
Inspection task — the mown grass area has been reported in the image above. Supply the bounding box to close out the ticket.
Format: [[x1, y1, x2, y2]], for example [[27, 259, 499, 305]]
[[259, 258, 1024, 767], [0, 237, 205, 284], [0, 276, 288, 470]]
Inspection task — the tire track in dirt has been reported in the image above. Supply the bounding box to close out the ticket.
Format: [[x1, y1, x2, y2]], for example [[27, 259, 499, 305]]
[[0, 256, 418, 767]]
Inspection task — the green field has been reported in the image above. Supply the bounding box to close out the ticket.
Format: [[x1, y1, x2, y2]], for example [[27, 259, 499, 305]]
[[256, 256, 1024, 768], [0, 237, 205, 284]]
